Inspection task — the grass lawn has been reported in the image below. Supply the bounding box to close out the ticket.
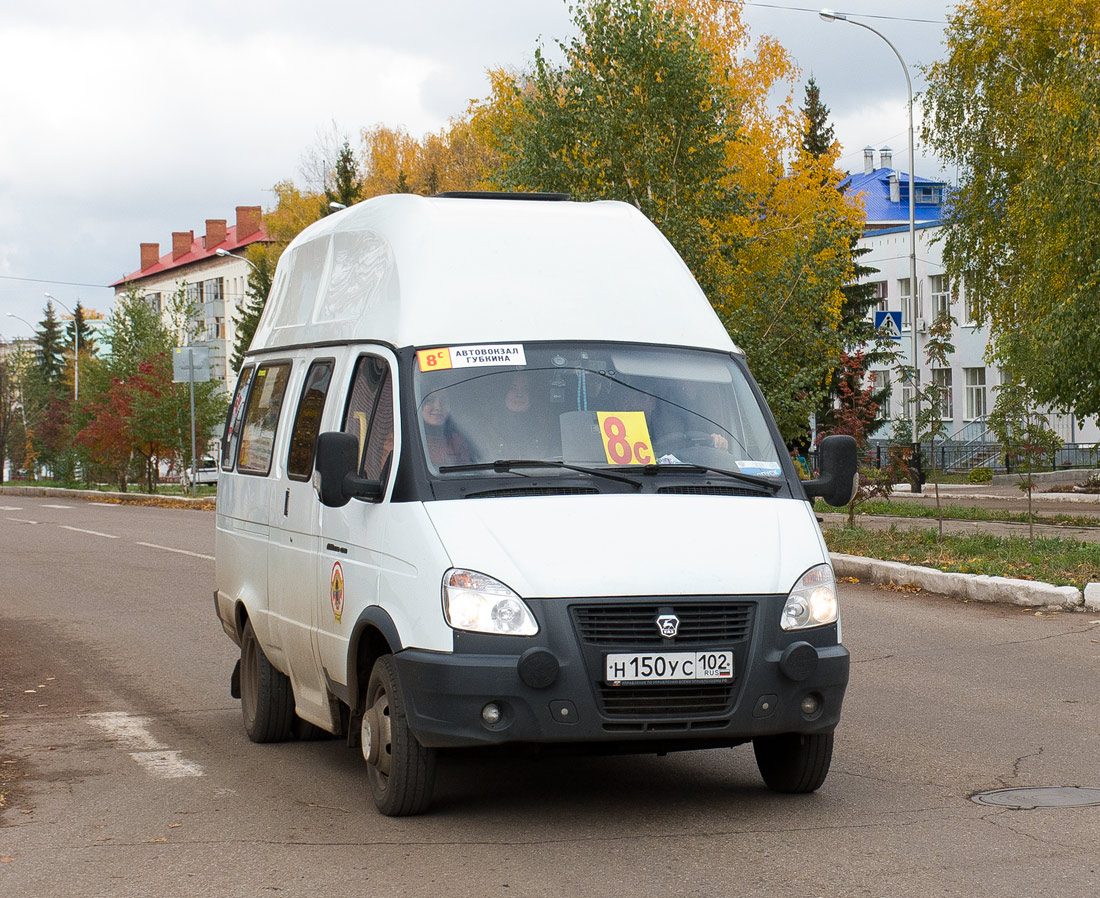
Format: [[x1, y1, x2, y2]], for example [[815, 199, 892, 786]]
[[848, 498, 1100, 528], [823, 524, 1100, 589]]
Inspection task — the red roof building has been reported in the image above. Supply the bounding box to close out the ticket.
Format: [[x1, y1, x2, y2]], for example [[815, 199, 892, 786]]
[[112, 205, 271, 387]]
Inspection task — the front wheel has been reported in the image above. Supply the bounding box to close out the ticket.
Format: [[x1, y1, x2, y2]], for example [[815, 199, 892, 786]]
[[753, 732, 833, 793], [361, 655, 437, 816], [240, 619, 295, 743]]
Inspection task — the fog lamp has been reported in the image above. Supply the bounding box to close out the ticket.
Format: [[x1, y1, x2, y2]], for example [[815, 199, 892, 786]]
[[481, 703, 502, 725]]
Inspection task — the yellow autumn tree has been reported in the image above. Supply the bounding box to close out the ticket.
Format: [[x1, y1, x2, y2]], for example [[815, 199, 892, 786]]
[[470, 0, 863, 440], [359, 120, 497, 198]]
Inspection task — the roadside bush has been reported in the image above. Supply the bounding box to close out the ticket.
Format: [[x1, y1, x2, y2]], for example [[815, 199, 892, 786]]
[[969, 466, 994, 484]]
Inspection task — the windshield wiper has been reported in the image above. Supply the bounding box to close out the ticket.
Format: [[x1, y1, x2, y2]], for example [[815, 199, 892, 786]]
[[438, 459, 643, 489], [639, 463, 783, 494]]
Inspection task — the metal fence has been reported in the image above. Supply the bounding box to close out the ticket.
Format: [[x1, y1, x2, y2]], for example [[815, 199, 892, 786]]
[[852, 441, 1100, 475]]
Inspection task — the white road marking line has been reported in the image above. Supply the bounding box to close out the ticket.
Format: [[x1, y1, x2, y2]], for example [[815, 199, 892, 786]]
[[130, 751, 206, 779], [6, 517, 39, 525], [40, 504, 73, 509], [90, 502, 120, 507], [60, 525, 120, 539], [135, 541, 214, 561], [0, 505, 22, 511], [84, 711, 205, 778]]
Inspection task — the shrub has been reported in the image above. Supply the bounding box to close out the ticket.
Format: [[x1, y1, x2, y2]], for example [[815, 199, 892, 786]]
[[969, 466, 994, 484]]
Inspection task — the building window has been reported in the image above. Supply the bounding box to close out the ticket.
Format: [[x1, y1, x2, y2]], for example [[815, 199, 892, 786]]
[[871, 369, 891, 419], [964, 288, 981, 325], [899, 279, 921, 329], [929, 274, 950, 321], [871, 281, 888, 314], [931, 368, 953, 420], [204, 277, 224, 303], [965, 368, 987, 419], [915, 185, 943, 204], [185, 281, 205, 305], [145, 292, 162, 313]]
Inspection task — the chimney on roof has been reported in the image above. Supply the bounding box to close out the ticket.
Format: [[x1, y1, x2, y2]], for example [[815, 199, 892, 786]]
[[864, 147, 875, 175], [140, 243, 160, 270], [205, 219, 227, 248], [172, 231, 194, 261], [889, 172, 900, 204], [880, 146, 893, 170], [236, 205, 262, 239]]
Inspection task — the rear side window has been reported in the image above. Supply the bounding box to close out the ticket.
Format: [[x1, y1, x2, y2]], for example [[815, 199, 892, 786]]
[[343, 355, 394, 482], [287, 360, 334, 481], [237, 364, 291, 475], [221, 366, 254, 470]]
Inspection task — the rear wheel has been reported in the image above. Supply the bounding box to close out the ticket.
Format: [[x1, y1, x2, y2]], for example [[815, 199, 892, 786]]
[[240, 619, 295, 743], [361, 655, 436, 816], [753, 732, 833, 793]]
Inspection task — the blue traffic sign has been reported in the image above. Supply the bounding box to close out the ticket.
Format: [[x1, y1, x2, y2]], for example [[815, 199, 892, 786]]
[[874, 310, 903, 341]]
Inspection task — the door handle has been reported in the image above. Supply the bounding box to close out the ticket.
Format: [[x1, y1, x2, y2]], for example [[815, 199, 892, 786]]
[[283, 489, 290, 517]]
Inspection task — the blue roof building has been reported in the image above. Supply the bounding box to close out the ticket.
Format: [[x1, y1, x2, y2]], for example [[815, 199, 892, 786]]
[[840, 146, 946, 231], [839, 147, 1098, 454]]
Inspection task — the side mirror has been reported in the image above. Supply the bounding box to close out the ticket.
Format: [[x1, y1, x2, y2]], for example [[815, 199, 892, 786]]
[[314, 431, 383, 507], [803, 434, 859, 507]]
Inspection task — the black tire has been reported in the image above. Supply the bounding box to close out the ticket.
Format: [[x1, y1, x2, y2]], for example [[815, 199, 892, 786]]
[[361, 655, 436, 816], [753, 732, 834, 793], [240, 619, 295, 743]]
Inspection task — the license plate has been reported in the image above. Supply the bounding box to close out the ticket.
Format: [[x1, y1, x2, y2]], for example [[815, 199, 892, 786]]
[[604, 650, 734, 684]]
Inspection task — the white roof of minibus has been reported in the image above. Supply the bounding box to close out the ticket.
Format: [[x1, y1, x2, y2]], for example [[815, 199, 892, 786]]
[[249, 194, 739, 355]]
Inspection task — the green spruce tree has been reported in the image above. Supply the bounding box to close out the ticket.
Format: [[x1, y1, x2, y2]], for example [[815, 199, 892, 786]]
[[321, 140, 364, 215], [801, 75, 835, 158], [34, 301, 66, 387], [230, 247, 276, 372]]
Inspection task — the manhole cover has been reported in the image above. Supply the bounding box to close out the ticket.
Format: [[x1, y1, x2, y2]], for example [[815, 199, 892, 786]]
[[971, 787, 1100, 809]]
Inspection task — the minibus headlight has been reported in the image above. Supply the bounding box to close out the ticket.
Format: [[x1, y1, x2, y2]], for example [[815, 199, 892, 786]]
[[781, 564, 839, 630], [442, 569, 539, 636]]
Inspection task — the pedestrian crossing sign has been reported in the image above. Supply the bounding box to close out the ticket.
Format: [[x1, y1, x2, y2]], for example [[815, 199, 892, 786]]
[[874, 310, 903, 341]]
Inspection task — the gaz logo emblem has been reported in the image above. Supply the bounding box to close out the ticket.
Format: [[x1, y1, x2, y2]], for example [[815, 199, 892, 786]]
[[656, 614, 679, 638], [330, 561, 345, 624]]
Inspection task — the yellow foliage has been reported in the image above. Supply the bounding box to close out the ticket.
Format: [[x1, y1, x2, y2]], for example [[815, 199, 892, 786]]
[[360, 118, 498, 198], [264, 180, 324, 246]]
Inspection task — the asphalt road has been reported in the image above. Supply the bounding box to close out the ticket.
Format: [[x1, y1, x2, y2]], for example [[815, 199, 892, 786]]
[[2, 497, 1100, 897]]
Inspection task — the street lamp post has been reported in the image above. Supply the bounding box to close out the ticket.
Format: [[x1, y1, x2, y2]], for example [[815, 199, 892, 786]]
[[820, 8, 921, 492], [214, 247, 258, 272], [43, 292, 79, 402]]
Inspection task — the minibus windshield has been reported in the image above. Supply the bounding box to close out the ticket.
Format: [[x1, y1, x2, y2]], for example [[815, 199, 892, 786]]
[[411, 342, 783, 480]]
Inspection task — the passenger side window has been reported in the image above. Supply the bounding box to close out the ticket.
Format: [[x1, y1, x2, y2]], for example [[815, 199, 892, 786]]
[[221, 366, 254, 470], [237, 364, 291, 476], [287, 360, 334, 481], [343, 355, 394, 483]]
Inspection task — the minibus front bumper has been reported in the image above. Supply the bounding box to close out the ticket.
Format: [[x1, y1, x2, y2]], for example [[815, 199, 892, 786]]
[[393, 594, 849, 750]]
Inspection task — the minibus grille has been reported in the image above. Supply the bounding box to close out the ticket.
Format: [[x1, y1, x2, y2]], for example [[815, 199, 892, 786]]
[[596, 682, 734, 717], [571, 601, 754, 645]]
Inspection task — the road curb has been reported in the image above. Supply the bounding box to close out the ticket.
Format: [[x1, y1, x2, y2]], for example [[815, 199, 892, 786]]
[[830, 553, 1087, 611], [0, 484, 212, 509]]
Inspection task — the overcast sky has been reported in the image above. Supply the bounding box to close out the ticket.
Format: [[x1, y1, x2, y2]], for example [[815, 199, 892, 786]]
[[0, 0, 956, 337]]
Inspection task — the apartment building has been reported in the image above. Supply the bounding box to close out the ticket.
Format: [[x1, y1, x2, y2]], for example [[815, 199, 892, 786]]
[[843, 148, 1099, 452], [111, 206, 269, 389]]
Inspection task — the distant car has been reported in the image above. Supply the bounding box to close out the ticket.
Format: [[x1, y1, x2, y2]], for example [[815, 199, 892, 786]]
[[183, 459, 219, 487]]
